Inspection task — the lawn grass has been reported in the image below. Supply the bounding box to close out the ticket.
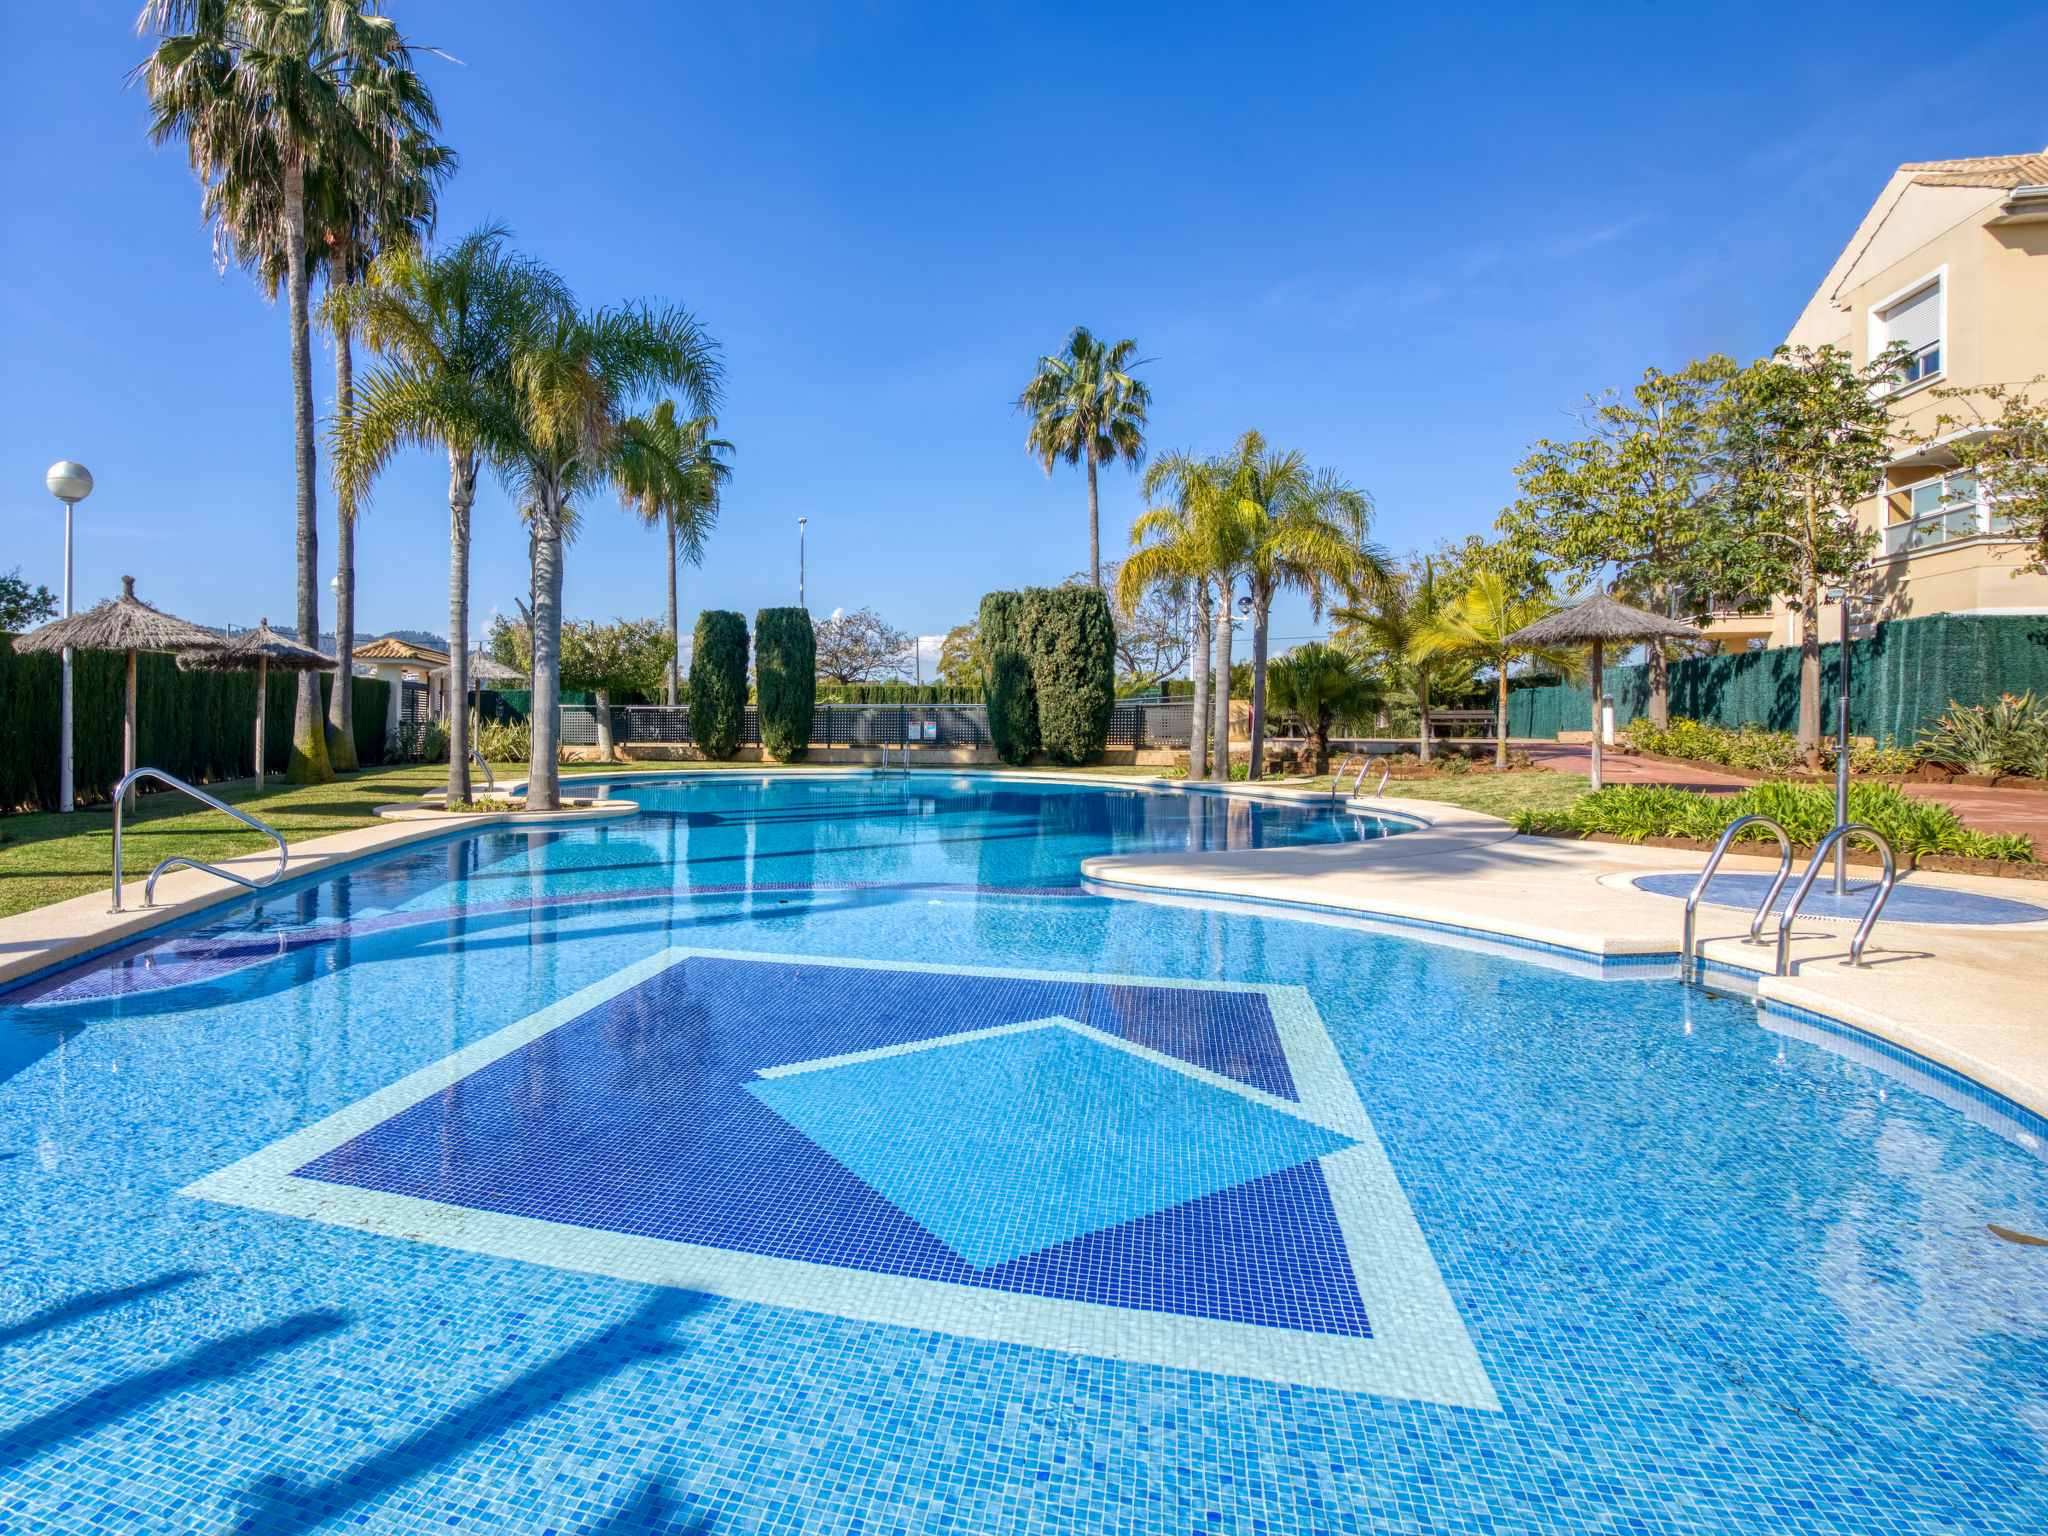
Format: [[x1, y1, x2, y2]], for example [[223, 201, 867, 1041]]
[[0, 764, 448, 920], [1287, 768, 1594, 819]]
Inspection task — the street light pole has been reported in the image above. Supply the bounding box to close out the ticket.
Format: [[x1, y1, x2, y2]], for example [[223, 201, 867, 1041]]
[[45, 462, 93, 814], [797, 517, 807, 609]]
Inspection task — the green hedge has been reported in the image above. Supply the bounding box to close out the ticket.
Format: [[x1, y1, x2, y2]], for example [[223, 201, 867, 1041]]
[[987, 649, 1035, 766], [1506, 612, 2048, 742], [814, 681, 982, 704], [0, 635, 389, 813], [1022, 587, 1116, 764], [690, 610, 750, 760], [755, 607, 816, 761]]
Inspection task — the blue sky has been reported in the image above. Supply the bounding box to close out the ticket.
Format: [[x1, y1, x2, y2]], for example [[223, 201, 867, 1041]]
[[5, 1, 2047, 664]]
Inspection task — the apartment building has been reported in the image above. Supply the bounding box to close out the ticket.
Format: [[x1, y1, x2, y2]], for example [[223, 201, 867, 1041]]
[[1703, 150, 2048, 651]]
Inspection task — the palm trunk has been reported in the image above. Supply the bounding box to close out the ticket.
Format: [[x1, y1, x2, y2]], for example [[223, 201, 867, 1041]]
[[123, 648, 137, 817], [1797, 565, 1822, 763], [282, 158, 332, 785], [253, 657, 268, 793], [446, 447, 477, 805], [1247, 578, 1273, 780], [1416, 665, 1433, 763], [595, 687, 615, 762], [1589, 639, 1605, 792], [526, 482, 566, 811], [1310, 713, 1330, 776], [1188, 580, 1212, 780], [1086, 445, 1101, 589], [665, 511, 679, 707], [1495, 662, 1510, 768], [327, 320, 360, 770], [1213, 580, 1234, 779]]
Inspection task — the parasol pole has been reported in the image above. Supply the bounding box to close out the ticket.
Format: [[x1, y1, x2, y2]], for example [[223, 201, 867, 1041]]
[[1588, 638, 1604, 793], [123, 647, 138, 816], [255, 648, 268, 795]]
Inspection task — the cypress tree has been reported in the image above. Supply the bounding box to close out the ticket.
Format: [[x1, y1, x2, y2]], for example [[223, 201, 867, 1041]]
[[755, 607, 816, 761], [1020, 586, 1117, 764], [988, 648, 1035, 765], [690, 610, 750, 760]]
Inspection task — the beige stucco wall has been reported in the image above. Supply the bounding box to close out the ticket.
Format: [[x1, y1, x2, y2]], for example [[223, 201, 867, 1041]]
[[1772, 169, 2048, 642]]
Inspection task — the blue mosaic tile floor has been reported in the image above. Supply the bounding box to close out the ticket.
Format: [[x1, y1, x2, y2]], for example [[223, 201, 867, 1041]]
[[0, 774, 2044, 1534]]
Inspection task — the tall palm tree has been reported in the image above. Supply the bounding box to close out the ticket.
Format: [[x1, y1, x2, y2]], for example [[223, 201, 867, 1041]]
[[1413, 571, 1579, 766], [1019, 327, 1151, 588], [1335, 560, 1450, 762], [1210, 432, 1385, 779], [334, 226, 573, 805], [503, 303, 722, 810], [136, 0, 434, 783], [614, 404, 734, 705], [1125, 450, 1242, 779]]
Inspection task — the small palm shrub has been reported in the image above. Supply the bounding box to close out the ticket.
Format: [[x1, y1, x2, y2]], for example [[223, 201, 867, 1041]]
[[1916, 694, 2048, 778], [472, 719, 531, 763]]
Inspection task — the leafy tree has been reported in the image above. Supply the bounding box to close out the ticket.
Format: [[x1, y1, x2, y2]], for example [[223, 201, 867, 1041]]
[[1413, 571, 1579, 766], [138, 0, 440, 785], [1019, 326, 1151, 588], [1102, 561, 1190, 695], [1266, 642, 1384, 774], [485, 606, 532, 674], [1731, 344, 1898, 754], [935, 622, 981, 690], [1210, 431, 1383, 779], [754, 607, 816, 761], [616, 403, 733, 704], [501, 300, 723, 808], [560, 617, 673, 762], [1921, 379, 2048, 575], [1499, 356, 1743, 727], [0, 569, 58, 632], [813, 606, 913, 683], [336, 226, 572, 804], [686, 610, 748, 760]]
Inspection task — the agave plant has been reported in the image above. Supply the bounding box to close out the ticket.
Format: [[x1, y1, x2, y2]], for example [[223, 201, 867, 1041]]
[[1916, 693, 2048, 777]]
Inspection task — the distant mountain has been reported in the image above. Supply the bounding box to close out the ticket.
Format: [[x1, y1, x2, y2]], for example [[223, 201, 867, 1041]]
[[262, 626, 450, 652]]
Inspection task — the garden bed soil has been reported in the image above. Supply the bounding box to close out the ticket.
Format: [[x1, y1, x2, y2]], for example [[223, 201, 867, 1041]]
[[1615, 748, 2047, 793], [1519, 827, 2047, 880]]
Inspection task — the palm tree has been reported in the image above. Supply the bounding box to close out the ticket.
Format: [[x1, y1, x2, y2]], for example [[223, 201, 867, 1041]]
[[1019, 327, 1151, 588], [503, 303, 722, 810], [1210, 432, 1385, 779], [1266, 642, 1385, 775], [1125, 450, 1241, 779], [1413, 571, 1579, 766], [136, 0, 435, 783], [1336, 560, 1452, 763], [334, 226, 573, 805], [615, 404, 733, 705]]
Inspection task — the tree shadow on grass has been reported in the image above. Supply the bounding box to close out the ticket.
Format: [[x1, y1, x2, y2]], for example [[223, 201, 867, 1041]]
[[230, 1287, 707, 1536], [0, 1307, 348, 1471]]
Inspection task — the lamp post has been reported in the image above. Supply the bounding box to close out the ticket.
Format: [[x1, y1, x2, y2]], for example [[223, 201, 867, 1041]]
[[45, 462, 93, 813], [797, 517, 807, 609]]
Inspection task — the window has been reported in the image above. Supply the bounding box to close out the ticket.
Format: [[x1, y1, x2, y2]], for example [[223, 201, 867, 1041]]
[[1875, 278, 1942, 385], [1884, 473, 1984, 555]]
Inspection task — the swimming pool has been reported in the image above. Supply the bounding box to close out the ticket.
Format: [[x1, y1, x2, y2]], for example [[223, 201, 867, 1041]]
[[2, 773, 2044, 1534]]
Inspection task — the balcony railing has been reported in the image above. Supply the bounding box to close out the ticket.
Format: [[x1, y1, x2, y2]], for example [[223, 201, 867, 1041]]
[[1883, 476, 2010, 556]]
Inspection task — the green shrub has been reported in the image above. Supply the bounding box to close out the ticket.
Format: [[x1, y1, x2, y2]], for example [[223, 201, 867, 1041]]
[[1620, 715, 1803, 772], [1024, 587, 1116, 764], [1513, 778, 2034, 862], [755, 607, 816, 761], [978, 592, 1036, 755], [689, 610, 749, 760], [1916, 693, 2048, 778], [988, 648, 1035, 766], [473, 718, 531, 763]]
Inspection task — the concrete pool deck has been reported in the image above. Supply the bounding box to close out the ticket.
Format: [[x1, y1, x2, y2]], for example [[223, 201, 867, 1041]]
[[1082, 793, 2048, 1126]]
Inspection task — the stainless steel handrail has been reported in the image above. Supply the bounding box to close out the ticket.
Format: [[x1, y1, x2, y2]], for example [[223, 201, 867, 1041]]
[[1330, 754, 1363, 800], [1774, 824, 1897, 975], [1681, 814, 1792, 986], [1354, 755, 1390, 798], [877, 741, 908, 775], [109, 767, 289, 912], [468, 748, 496, 790]]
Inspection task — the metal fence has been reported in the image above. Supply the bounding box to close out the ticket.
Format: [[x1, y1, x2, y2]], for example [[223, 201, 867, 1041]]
[[558, 700, 1196, 751]]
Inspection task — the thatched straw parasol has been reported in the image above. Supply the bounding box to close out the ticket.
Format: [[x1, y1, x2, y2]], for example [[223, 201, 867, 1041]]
[[14, 575, 226, 811], [430, 650, 527, 743], [178, 620, 334, 795], [1507, 590, 1702, 791]]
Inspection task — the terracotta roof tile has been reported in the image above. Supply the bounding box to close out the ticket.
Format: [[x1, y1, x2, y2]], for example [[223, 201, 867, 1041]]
[[353, 635, 450, 663], [1903, 152, 2048, 189]]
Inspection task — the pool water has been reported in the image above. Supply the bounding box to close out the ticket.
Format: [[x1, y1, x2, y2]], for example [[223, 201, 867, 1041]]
[[1, 774, 2044, 1535]]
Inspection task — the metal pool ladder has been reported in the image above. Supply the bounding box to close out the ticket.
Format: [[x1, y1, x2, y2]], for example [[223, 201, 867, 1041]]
[[1681, 814, 1792, 986], [1774, 824, 1897, 976], [1331, 754, 1389, 800], [468, 748, 496, 791], [109, 767, 288, 913], [877, 741, 909, 775]]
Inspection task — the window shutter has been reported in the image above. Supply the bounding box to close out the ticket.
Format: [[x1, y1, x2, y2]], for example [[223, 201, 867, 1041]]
[[1880, 283, 1941, 353]]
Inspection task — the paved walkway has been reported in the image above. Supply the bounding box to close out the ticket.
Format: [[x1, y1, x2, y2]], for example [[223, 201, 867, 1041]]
[[1527, 743, 2048, 841]]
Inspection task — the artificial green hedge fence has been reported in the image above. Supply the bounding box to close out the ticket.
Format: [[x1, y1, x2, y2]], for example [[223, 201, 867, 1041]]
[[689, 610, 750, 760], [755, 607, 816, 761], [0, 634, 389, 813], [1504, 612, 2048, 743], [814, 681, 982, 704], [978, 587, 1116, 764]]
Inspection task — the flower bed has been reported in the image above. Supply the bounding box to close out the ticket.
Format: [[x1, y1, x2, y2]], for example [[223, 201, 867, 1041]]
[[1512, 781, 2035, 865]]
